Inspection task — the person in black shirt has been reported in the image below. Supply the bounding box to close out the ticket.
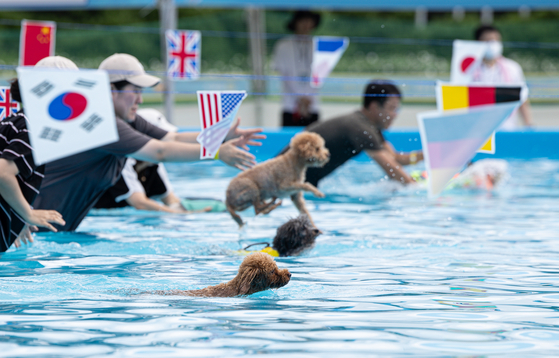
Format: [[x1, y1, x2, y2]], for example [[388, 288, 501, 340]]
[[0, 57, 71, 252], [284, 80, 424, 186]]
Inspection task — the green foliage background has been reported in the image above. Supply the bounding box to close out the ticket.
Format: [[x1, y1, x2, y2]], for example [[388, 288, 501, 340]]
[[0, 8, 558, 74]]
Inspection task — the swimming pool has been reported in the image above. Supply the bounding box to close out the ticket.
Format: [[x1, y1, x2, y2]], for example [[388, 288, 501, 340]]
[[2, 157, 559, 357]]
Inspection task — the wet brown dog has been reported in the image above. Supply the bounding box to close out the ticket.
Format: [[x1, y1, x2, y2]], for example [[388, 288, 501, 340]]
[[158, 252, 291, 297], [226, 132, 330, 227]]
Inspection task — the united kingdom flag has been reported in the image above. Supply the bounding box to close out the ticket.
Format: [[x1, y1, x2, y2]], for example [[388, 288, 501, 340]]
[[0, 87, 20, 120], [196, 91, 247, 159], [165, 30, 201, 80]]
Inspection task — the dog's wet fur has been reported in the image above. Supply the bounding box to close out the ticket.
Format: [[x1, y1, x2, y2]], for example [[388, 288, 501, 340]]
[[273, 215, 321, 257], [226, 132, 330, 228], [155, 252, 291, 297]]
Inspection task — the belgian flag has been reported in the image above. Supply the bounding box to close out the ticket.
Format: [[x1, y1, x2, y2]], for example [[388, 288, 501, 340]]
[[436, 83, 523, 154], [440, 85, 522, 111]]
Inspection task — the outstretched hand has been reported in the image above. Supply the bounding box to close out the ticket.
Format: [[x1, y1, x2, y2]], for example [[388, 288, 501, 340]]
[[225, 118, 266, 148], [25, 210, 65, 232], [13, 225, 37, 249], [219, 137, 257, 171]]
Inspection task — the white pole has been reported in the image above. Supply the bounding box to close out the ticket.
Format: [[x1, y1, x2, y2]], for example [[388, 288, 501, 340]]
[[159, 0, 177, 124], [246, 7, 266, 127]]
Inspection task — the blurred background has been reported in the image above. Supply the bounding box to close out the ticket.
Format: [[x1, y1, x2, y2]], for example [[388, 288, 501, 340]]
[[1, 1, 558, 127]]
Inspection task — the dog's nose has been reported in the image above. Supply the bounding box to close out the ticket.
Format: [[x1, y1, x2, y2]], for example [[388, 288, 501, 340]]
[[287, 272, 292, 278]]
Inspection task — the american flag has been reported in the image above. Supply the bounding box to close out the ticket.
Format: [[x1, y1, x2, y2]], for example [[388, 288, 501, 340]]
[[0, 87, 20, 120], [196, 91, 247, 159], [165, 30, 201, 80]]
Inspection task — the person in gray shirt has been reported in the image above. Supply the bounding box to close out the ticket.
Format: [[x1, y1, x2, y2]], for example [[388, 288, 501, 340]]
[[34, 54, 264, 231]]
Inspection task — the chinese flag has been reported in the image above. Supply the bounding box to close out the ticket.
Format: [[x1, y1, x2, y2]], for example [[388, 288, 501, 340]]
[[19, 20, 56, 66]]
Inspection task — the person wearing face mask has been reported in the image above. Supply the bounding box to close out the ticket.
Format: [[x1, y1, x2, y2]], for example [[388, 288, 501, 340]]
[[272, 11, 322, 127], [279, 81, 423, 187], [468, 25, 533, 129]]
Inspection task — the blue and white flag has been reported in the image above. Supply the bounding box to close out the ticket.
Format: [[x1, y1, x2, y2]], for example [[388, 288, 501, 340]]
[[196, 91, 247, 159], [165, 30, 201, 80], [311, 36, 349, 88]]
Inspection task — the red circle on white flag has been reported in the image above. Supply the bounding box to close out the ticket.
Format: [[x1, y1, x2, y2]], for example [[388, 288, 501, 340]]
[[461, 57, 476, 72]]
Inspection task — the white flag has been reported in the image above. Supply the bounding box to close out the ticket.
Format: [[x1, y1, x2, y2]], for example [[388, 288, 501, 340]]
[[17, 67, 118, 165], [196, 91, 247, 159], [418, 102, 520, 198], [310, 36, 349, 88], [450, 40, 488, 84]]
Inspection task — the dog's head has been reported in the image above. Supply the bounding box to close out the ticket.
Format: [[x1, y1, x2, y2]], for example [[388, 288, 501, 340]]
[[273, 215, 321, 257], [234, 252, 291, 295], [289, 132, 330, 167]]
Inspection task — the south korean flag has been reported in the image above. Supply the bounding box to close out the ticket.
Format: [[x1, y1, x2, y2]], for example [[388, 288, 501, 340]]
[[16, 67, 118, 165], [450, 40, 488, 84]]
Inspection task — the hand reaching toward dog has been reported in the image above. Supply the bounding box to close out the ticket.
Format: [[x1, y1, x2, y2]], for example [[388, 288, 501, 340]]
[[220, 137, 257, 170], [224, 118, 266, 147]]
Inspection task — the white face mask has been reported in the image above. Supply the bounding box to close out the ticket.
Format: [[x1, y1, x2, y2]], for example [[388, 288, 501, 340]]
[[484, 41, 503, 60]]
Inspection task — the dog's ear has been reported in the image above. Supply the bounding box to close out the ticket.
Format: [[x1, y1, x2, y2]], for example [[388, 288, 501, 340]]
[[296, 140, 314, 158], [237, 266, 260, 295]]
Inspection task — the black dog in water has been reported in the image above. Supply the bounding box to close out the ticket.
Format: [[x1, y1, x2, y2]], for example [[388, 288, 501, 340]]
[[242, 215, 321, 257]]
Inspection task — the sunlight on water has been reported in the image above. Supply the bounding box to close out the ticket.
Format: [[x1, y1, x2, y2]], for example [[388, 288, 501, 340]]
[[2, 159, 559, 356]]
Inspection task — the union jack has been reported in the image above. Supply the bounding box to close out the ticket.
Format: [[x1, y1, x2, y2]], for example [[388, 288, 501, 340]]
[[0, 87, 19, 120], [196, 91, 247, 159], [165, 30, 201, 80]]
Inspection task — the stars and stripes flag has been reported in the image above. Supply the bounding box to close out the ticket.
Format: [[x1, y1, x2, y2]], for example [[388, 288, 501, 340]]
[[0, 87, 20, 120], [19, 20, 56, 67], [165, 30, 201, 80], [196, 91, 247, 159], [417, 101, 520, 198]]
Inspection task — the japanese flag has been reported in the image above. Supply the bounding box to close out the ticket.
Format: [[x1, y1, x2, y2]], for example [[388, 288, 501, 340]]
[[16, 67, 118, 165], [311, 36, 349, 88], [450, 40, 487, 84]]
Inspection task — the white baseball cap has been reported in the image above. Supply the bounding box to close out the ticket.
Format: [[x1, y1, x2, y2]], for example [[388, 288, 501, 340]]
[[35, 56, 79, 70], [136, 108, 177, 132], [99, 53, 160, 88]]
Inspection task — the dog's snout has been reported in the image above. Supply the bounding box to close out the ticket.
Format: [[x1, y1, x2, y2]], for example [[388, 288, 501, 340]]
[[287, 272, 292, 279]]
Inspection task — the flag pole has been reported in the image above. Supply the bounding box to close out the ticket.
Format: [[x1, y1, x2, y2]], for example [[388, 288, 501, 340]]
[[159, 0, 177, 124], [246, 7, 266, 127]]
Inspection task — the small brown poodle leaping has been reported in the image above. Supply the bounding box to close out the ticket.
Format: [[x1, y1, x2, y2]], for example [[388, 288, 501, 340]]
[[226, 132, 330, 227], [156, 252, 291, 297]]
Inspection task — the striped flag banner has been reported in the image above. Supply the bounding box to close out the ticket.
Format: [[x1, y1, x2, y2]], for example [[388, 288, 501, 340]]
[[196, 91, 247, 159], [418, 101, 520, 198], [436, 82, 528, 154]]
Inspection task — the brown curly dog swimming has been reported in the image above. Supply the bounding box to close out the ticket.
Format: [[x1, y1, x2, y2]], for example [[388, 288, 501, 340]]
[[157, 252, 291, 297], [226, 132, 330, 227]]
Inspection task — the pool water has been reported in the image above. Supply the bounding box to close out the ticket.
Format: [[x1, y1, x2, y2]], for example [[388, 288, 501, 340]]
[[2, 159, 559, 357]]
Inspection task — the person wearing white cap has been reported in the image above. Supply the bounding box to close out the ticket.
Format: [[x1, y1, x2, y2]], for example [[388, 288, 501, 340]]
[[34, 53, 264, 232], [0, 57, 70, 252]]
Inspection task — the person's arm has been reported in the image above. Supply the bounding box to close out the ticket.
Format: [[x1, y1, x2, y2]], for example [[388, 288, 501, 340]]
[[519, 100, 534, 127], [383, 141, 424, 166], [125, 192, 182, 213], [162, 131, 199, 143], [366, 149, 415, 184], [130, 137, 256, 170], [163, 118, 266, 149], [0, 159, 65, 231]]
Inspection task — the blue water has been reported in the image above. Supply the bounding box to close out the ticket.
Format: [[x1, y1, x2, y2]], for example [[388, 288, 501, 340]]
[[2, 159, 559, 357]]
